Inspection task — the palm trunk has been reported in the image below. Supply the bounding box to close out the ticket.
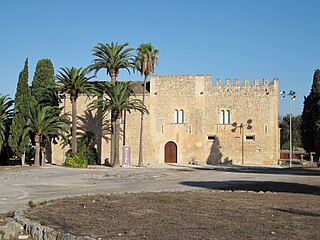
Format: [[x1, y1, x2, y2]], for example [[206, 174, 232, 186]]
[[71, 97, 77, 153], [123, 110, 126, 146], [34, 134, 41, 167], [21, 152, 25, 166], [138, 75, 147, 167], [110, 71, 117, 165], [112, 112, 121, 167], [97, 95, 103, 165], [110, 70, 117, 83], [41, 146, 45, 166]]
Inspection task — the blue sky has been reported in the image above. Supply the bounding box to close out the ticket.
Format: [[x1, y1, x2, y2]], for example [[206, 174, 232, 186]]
[[0, 0, 319, 115]]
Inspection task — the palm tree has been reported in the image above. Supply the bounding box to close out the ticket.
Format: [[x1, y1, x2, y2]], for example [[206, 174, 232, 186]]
[[23, 106, 69, 166], [0, 95, 13, 153], [56, 67, 95, 153], [89, 42, 135, 163], [89, 42, 135, 83], [135, 43, 159, 167], [88, 81, 148, 167]]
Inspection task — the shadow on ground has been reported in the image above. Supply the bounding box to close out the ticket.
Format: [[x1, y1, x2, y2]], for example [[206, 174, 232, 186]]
[[168, 163, 320, 176], [180, 180, 320, 195], [272, 208, 320, 217]]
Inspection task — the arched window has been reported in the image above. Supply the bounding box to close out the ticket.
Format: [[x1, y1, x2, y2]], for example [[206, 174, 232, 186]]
[[178, 109, 184, 124], [225, 110, 230, 124], [264, 125, 268, 134], [220, 110, 231, 125], [220, 110, 225, 124], [174, 109, 178, 124]]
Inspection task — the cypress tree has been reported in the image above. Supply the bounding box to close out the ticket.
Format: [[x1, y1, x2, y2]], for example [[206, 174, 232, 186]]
[[9, 58, 36, 163], [301, 69, 320, 157], [31, 59, 57, 165], [31, 58, 56, 106]]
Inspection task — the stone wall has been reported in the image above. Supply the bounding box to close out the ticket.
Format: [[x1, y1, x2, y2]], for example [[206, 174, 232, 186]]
[[52, 75, 279, 166]]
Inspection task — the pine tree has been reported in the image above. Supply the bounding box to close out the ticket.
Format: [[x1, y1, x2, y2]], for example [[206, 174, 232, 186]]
[[9, 58, 36, 164], [301, 69, 320, 157], [31, 59, 56, 106]]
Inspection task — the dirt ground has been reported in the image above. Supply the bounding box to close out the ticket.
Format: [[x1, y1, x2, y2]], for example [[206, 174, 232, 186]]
[[25, 189, 320, 240]]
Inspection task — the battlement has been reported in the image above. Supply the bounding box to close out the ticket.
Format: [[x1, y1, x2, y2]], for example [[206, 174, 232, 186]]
[[214, 78, 278, 87], [206, 77, 278, 96], [150, 75, 278, 97]]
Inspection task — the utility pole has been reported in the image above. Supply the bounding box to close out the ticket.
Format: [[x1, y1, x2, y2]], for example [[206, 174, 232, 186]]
[[280, 90, 296, 167]]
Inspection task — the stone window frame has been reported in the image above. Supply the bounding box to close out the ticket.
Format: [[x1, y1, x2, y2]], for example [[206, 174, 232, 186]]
[[174, 109, 184, 124], [220, 109, 231, 125]]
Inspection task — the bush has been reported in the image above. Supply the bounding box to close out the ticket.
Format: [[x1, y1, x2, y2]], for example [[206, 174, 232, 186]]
[[77, 131, 98, 165], [64, 153, 88, 168]]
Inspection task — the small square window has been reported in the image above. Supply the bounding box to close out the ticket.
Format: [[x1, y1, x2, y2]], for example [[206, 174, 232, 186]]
[[246, 135, 255, 141], [208, 135, 216, 141]]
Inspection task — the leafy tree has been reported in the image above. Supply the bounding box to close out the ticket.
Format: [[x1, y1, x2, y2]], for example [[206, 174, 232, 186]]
[[135, 43, 159, 167], [31, 59, 56, 106], [9, 58, 36, 164], [279, 114, 302, 150], [301, 69, 320, 157], [89, 42, 134, 83], [23, 106, 69, 166], [88, 82, 148, 167], [56, 67, 95, 153], [0, 95, 13, 153]]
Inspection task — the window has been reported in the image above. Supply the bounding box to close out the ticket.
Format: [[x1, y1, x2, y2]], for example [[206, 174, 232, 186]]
[[174, 109, 184, 124], [225, 110, 230, 124], [220, 110, 231, 125], [178, 110, 184, 124], [264, 125, 268, 134], [207, 135, 216, 141], [174, 110, 178, 124], [246, 135, 255, 141], [220, 110, 225, 124]]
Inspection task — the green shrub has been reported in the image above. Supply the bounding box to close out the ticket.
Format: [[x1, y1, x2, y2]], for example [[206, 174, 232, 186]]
[[64, 153, 88, 168], [77, 131, 98, 165]]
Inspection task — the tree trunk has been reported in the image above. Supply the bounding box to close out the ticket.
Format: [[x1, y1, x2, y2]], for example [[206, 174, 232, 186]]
[[71, 97, 77, 153], [110, 69, 117, 83], [112, 113, 121, 167], [41, 146, 45, 166], [110, 110, 115, 166], [109, 72, 117, 165], [97, 95, 103, 165], [123, 110, 126, 146], [21, 152, 26, 166], [34, 134, 41, 167], [138, 75, 147, 167]]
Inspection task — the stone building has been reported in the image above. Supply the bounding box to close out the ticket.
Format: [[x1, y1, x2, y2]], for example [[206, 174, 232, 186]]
[[52, 75, 279, 166]]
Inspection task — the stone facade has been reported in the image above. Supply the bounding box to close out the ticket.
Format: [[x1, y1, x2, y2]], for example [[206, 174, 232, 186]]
[[52, 75, 279, 166]]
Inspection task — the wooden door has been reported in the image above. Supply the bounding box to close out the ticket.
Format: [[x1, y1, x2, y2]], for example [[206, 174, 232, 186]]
[[165, 141, 177, 163]]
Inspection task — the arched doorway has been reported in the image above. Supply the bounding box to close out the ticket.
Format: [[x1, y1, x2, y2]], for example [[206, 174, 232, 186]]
[[165, 141, 177, 163]]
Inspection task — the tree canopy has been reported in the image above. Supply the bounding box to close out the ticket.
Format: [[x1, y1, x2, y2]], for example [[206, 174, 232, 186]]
[[23, 105, 69, 166], [279, 114, 302, 150], [31, 58, 56, 106], [0, 95, 13, 153], [135, 43, 159, 167], [56, 66, 95, 153], [89, 42, 134, 82], [88, 81, 148, 167], [301, 69, 320, 156], [9, 58, 36, 158]]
